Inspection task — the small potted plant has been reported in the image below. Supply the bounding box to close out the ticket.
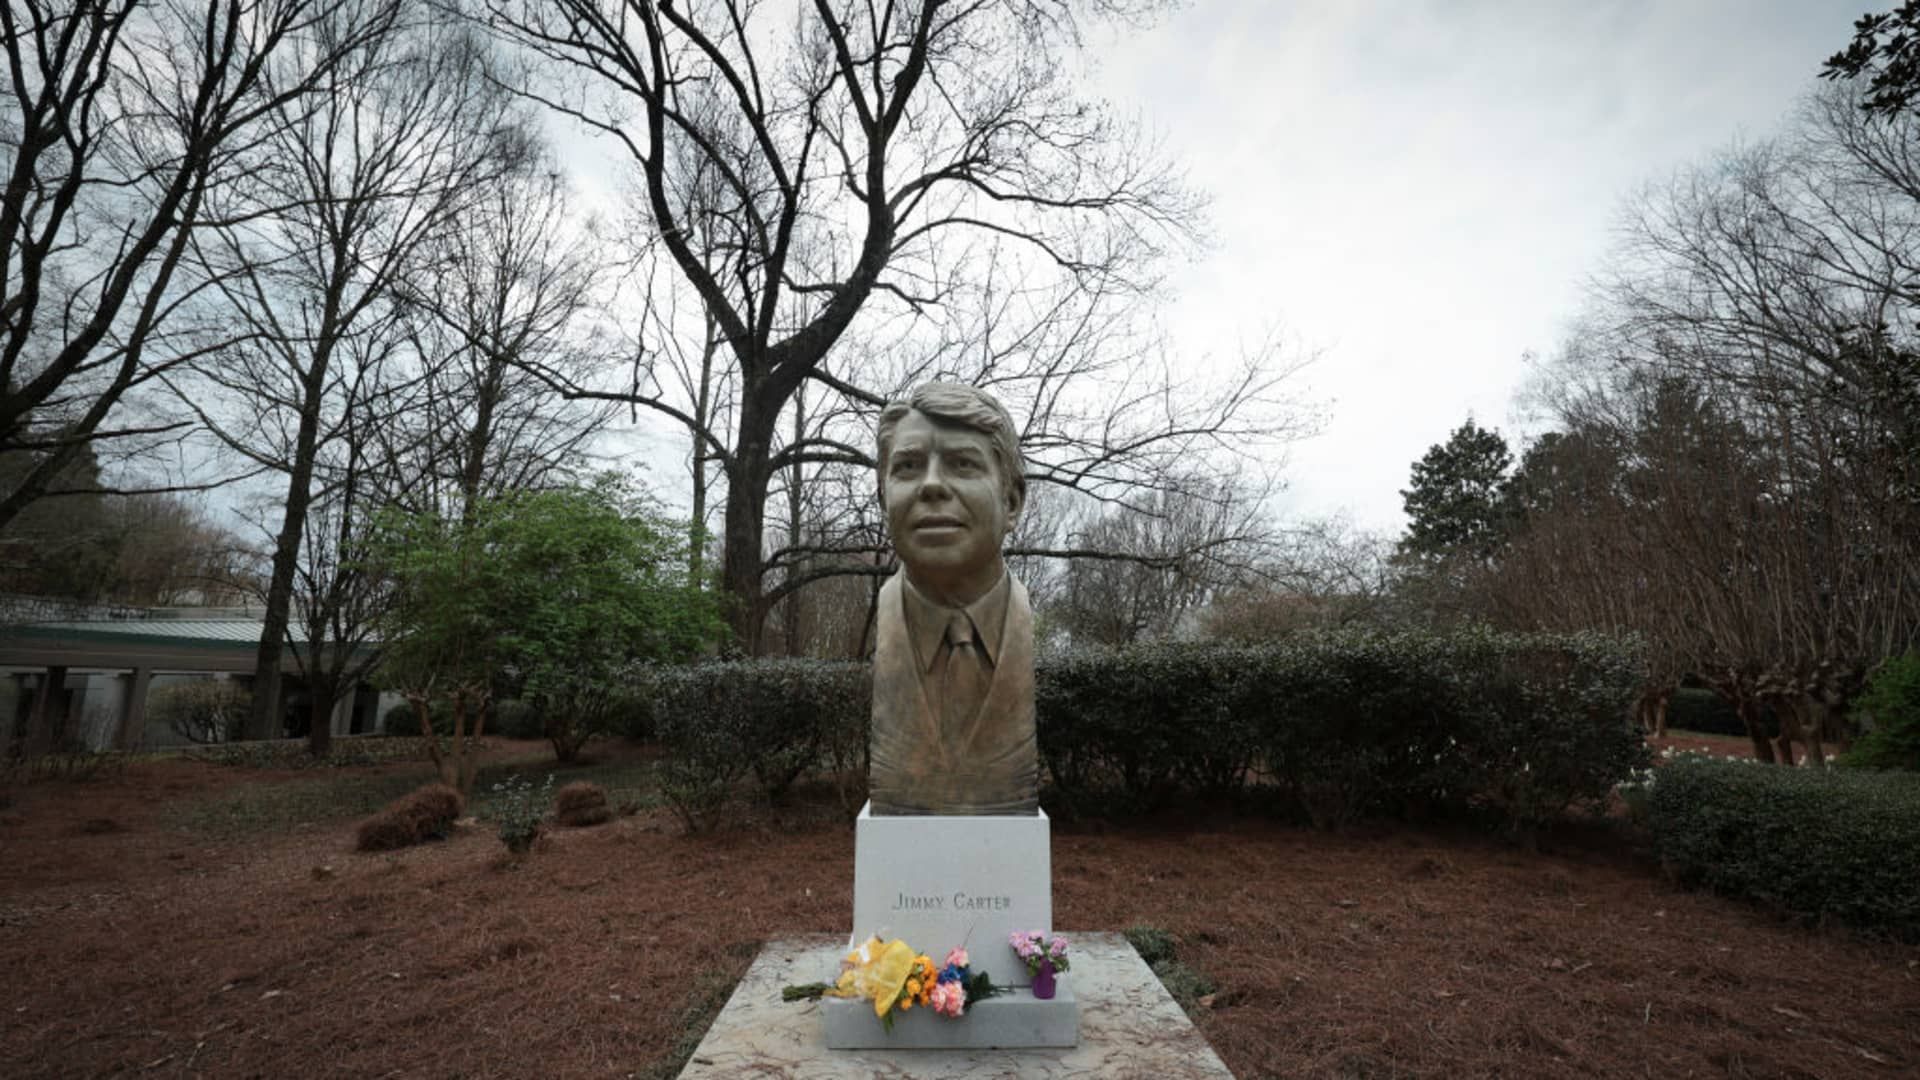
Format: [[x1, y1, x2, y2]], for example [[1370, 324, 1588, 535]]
[[1009, 931, 1070, 999]]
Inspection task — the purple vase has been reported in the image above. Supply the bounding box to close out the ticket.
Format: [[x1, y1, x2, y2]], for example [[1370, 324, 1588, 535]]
[[1031, 957, 1057, 1000]]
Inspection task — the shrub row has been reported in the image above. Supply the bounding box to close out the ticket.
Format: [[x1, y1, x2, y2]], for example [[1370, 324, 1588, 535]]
[[651, 659, 869, 830], [1037, 628, 1647, 833], [355, 783, 463, 852], [1662, 687, 1776, 739], [645, 629, 1646, 835], [1646, 757, 1920, 938]]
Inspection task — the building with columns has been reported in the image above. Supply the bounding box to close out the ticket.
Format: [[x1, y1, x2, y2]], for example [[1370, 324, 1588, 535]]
[[1, 609, 395, 752]]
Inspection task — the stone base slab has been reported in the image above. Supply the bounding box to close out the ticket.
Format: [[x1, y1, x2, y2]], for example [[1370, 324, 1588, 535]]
[[678, 933, 1236, 1079], [822, 981, 1077, 1049]]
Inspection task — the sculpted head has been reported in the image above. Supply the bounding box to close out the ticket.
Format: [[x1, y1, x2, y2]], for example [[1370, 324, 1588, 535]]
[[877, 383, 1026, 606]]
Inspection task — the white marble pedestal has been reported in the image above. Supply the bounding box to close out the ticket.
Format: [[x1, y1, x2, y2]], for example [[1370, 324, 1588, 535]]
[[829, 801, 1074, 1049], [847, 801, 1052, 989]]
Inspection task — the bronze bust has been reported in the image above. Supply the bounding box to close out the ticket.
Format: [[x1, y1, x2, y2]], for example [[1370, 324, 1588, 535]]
[[868, 382, 1038, 816]]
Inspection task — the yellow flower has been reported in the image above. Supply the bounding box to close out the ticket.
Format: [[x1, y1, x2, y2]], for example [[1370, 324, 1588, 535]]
[[826, 937, 918, 1019]]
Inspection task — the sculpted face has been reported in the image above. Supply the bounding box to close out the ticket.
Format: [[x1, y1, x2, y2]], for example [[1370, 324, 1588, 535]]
[[883, 409, 1018, 604]]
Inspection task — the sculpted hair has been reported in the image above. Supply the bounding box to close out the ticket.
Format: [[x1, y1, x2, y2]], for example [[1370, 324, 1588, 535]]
[[876, 381, 1027, 512]]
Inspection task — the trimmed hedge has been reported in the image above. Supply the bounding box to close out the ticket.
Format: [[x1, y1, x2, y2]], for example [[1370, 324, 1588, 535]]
[[1038, 628, 1647, 833], [1664, 687, 1777, 740], [643, 629, 1645, 837], [1647, 757, 1920, 937], [652, 660, 869, 830]]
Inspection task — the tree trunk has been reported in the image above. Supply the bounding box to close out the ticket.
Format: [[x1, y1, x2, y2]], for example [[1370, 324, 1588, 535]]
[[1737, 697, 1777, 764], [720, 392, 781, 653], [308, 685, 334, 759], [247, 362, 330, 741]]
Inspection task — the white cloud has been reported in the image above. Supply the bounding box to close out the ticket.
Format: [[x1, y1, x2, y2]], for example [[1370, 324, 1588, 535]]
[[1086, 0, 1863, 533]]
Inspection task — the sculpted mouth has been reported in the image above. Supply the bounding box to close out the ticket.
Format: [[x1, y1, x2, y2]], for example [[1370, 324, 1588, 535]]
[[915, 516, 965, 530]]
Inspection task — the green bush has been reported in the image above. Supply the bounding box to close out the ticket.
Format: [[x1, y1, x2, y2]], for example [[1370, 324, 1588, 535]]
[[382, 700, 456, 737], [1037, 628, 1645, 833], [539, 676, 659, 762], [1646, 757, 1920, 937], [1665, 686, 1777, 739], [492, 699, 543, 740], [1038, 642, 1262, 814], [651, 660, 868, 831], [1842, 652, 1920, 772], [642, 629, 1643, 836]]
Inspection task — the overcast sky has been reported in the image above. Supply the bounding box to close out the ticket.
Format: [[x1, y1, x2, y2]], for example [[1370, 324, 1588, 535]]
[[1075, 0, 1865, 535]]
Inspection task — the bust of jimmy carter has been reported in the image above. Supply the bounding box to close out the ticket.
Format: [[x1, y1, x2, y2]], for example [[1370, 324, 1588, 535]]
[[868, 382, 1038, 816]]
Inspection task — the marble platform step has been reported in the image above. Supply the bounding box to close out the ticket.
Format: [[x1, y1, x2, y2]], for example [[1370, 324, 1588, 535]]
[[822, 980, 1078, 1049], [679, 932, 1236, 1079]]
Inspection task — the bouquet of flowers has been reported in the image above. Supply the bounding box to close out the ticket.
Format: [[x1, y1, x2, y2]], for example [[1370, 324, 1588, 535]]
[[819, 937, 1001, 1030], [1009, 930, 1070, 977]]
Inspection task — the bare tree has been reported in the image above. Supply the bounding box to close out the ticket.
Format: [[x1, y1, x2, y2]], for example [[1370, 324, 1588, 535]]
[[401, 153, 615, 523], [1502, 88, 1920, 762], [478, 0, 1306, 650], [176, 6, 525, 738], [0, 0, 393, 531], [1044, 476, 1273, 645]]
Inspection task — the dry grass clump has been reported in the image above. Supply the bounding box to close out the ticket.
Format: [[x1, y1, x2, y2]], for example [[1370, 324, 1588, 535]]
[[554, 781, 612, 827], [355, 783, 463, 852]]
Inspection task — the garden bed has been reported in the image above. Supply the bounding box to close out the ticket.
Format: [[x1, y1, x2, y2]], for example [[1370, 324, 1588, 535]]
[[0, 739, 1914, 1078]]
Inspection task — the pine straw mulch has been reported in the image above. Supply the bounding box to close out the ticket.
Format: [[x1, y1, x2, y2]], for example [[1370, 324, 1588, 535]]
[[1, 738, 1915, 1080]]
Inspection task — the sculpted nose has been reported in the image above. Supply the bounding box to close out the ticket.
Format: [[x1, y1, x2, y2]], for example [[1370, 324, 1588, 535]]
[[917, 458, 951, 498]]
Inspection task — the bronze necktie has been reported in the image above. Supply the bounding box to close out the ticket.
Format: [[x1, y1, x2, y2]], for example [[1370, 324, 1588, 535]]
[[941, 610, 990, 740]]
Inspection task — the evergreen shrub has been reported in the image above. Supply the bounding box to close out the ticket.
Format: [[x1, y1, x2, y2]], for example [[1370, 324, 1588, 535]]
[[382, 700, 454, 737], [1036, 628, 1645, 832], [644, 629, 1642, 836], [1842, 651, 1920, 772], [1647, 756, 1920, 937], [1665, 687, 1776, 739], [652, 660, 868, 830], [492, 699, 543, 740]]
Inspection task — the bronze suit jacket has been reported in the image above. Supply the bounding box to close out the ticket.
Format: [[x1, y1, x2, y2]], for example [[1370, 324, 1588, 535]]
[[868, 569, 1038, 815]]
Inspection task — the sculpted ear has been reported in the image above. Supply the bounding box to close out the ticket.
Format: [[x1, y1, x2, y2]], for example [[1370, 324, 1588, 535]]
[[1003, 482, 1024, 530]]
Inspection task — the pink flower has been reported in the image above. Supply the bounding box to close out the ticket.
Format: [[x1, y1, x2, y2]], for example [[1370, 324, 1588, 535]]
[[1050, 935, 1069, 958], [945, 947, 969, 969], [929, 978, 966, 1018]]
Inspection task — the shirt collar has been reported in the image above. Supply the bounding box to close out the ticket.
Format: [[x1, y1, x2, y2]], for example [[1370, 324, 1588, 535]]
[[901, 569, 1009, 671]]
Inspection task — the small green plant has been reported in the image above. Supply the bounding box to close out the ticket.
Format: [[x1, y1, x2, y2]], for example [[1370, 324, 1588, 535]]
[[1122, 924, 1215, 1014], [491, 773, 553, 853], [1123, 925, 1177, 967]]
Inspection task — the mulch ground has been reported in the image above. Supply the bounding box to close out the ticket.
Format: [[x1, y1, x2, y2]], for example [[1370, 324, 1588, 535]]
[[1, 737, 1915, 1079]]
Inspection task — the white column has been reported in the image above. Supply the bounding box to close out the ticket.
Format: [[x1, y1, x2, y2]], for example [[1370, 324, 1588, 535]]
[[115, 667, 153, 750]]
